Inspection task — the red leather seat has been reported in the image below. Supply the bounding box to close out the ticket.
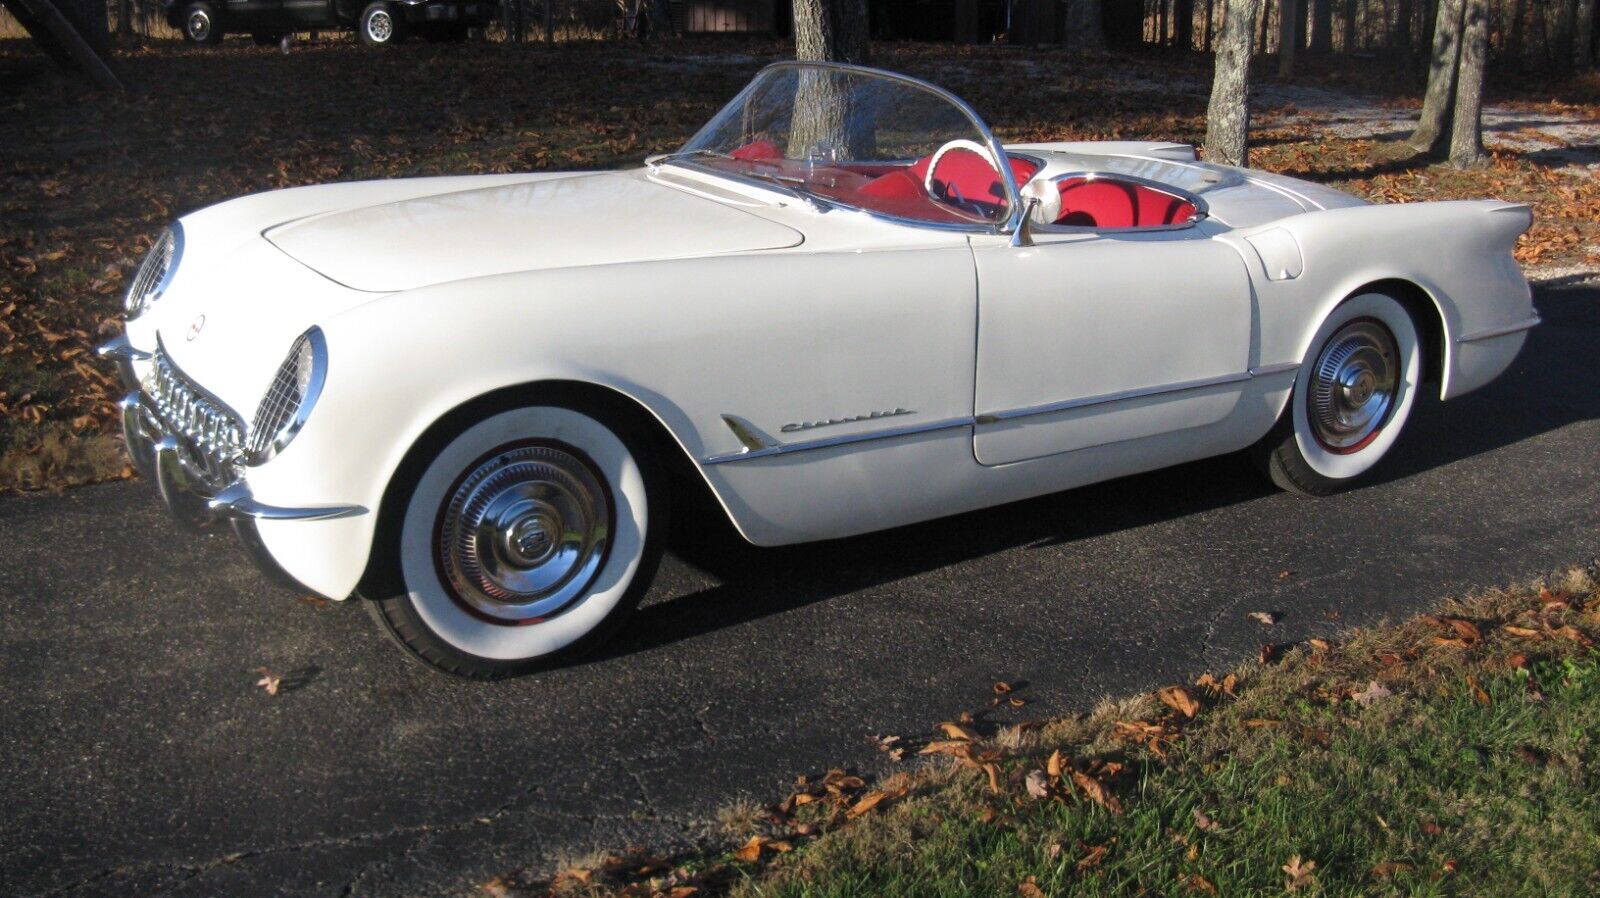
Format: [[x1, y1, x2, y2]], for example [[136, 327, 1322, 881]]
[[1055, 176, 1196, 228]]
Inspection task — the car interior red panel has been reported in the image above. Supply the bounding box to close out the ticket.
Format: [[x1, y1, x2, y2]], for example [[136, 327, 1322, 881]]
[[1053, 177, 1197, 228]]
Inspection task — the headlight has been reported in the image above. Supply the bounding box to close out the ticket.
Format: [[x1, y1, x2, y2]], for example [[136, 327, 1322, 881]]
[[246, 327, 327, 465], [125, 225, 181, 318]]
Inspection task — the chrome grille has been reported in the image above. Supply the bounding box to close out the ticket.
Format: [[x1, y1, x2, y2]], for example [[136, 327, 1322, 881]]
[[126, 228, 176, 315], [247, 333, 309, 458], [144, 341, 247, 471]]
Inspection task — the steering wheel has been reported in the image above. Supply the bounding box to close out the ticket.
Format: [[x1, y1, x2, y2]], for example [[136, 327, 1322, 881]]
[[924, 139, 1003, 209]]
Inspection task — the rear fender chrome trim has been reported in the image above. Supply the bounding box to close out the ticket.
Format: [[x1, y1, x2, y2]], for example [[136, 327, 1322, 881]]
[[974, 371, 1253, 425], [1457, 312, 1540, 343]]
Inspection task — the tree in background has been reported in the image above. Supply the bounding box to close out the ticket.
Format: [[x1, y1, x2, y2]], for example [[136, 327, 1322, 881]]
[[1278, 0, 1299, 73], [792, 0, 870, 63], [1204, 0, 1262, 165], [1408, 0, 1465, 151], [1448, 0, 1490, 166], [1067, 0, 1107, 49]]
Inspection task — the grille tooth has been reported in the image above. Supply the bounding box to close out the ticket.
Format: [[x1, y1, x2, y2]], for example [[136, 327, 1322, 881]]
[[247, 334, 307, 457], [144, 344, 246, 475]]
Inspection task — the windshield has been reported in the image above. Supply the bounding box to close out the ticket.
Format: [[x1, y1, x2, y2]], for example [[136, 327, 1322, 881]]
[[670, 63, 1025, 228]]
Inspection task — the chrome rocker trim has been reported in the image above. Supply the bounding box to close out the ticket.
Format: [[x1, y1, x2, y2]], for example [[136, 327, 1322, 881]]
[[706, 366, 1298, 465]]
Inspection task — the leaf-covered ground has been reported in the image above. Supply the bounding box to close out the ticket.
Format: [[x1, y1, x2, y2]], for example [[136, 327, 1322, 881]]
[[2, 38, 1597, 492], [483, 569, 1600, 898]]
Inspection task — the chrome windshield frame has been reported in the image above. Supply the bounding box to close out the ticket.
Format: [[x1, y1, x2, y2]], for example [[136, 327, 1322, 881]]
[[667, 61, 1023, 236]]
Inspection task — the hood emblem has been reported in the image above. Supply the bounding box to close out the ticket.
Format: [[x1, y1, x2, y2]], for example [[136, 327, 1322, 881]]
[[782, 408, 914, 433], [186, 314, 206, 342]]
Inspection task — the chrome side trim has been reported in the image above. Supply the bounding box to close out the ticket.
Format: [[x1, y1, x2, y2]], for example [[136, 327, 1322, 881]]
[[1248, 361, 1301, 377], [703, 366, 1292, 465], [1457, 312, 1540, 343], [975, 371, 1253, 425], [703, 415, 976, 465]]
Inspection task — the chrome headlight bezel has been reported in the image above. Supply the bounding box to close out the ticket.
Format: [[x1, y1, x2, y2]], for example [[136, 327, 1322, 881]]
[[124, 224, 182, 318], [245, 327, 327, 466]]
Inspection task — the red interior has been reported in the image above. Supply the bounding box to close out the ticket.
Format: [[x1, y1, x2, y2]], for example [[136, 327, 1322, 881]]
[[712, 141, 1189, 228], [1053, 176, 1196, 228]]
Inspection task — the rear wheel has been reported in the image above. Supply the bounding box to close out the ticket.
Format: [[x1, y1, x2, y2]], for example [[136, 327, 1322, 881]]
[[362, 403, 666, 679], [1252, 293, 1422, 496], [358, 2, 403, 45], [181, 2, 224, 44]]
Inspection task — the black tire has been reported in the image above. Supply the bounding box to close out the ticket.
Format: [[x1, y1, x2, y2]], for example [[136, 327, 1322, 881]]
[[181, 1, 224, 44], [360, 400, 668, 679], [358, 1, 403, 45], [1250, 293, 1422, 497], [251, 31, 284, 45]]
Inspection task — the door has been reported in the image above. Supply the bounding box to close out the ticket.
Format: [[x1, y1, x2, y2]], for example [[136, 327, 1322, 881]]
[[971, 226, 1253, 466]]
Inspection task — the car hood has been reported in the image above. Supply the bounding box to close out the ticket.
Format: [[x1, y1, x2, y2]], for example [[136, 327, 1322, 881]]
[[263, 170, 805, 292]]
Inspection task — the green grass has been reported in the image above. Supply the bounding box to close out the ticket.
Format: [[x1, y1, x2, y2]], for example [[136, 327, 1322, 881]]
[[524, 572, 1600, 898]]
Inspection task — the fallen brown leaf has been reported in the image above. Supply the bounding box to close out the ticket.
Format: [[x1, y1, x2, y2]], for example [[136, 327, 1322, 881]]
[[1248, 611, 1279, 625], [1075, 843, 1108, 872], [846, 790, 894, 819], [1192, 807, 1220, 832], [1069, 769, 1123, 814], [1283, 854, 1318, 892], [253, 667, 281, 696], [1351, 681, 1392, 706], [938, 721, 981, 742], [1024, 769, 1050, 800], [1017, 877, 1046, 898], [1468, 674, 1492, 706], [1370, 861, 1412, 878], [1182, 873, 1218, 894], [1046, 749, 1064, 780], [1158, 685, 1201, 718], [734, 835, 766, 862]]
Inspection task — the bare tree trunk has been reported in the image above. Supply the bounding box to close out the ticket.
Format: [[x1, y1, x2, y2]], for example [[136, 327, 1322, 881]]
[[1506, 0, 1525, 59], [1310, 0, 1332, 48], [1258, 0, 1271, 49], [791, 0, 870, 64], [1278, 0, 1298, 72], [1577, 0, 1595, 66], [1177, 0, 1196, 45], [1205, 0, 1261, 165], [1556, 0, 1578, 68], [1067, 0, 1106, 48], [1204, 0, 1215, 48], [1342, 0, 1357, 47], [1408, 0, 1463, 151], [1396, 0, 1413, 51], [1158, 0, 1169, 44], [1449, 0, 1489, 166]]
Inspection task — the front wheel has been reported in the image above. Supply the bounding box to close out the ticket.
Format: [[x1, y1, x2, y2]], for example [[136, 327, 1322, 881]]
[[1252, 293, 1422, 496], [362, 404, 666, 679], [181, 2, 224, 44], [358, 2, 403, 45]]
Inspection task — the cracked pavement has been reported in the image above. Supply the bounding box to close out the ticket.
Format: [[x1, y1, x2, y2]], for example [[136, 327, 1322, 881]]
[[3, 281, 1597, 897]]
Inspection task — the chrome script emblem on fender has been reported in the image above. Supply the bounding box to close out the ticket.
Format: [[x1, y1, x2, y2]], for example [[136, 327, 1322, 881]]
[[186, 314, 206, 342], [781, 408, 915, 433]]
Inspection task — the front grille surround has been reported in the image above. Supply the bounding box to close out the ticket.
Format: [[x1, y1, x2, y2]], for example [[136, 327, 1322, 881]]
[[144, 338, 247, 477]]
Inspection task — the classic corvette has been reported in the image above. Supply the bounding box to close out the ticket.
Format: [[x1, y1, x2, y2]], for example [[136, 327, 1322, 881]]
[[99, 62, 1538, 678]]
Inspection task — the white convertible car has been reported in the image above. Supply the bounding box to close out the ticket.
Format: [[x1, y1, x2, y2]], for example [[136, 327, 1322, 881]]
[[100, 62, 1537, 677]]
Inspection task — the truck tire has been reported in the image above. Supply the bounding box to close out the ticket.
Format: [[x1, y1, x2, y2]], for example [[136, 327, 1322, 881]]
[[358, 2, 403, 45], [181, 1, 225, 44]]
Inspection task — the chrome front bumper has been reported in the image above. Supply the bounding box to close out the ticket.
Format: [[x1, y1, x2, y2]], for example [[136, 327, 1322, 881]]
[[98, 335, 365, 532]]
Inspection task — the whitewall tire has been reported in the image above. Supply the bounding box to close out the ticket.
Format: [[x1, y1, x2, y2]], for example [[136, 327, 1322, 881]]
[[1254, 293, 1422, 496], [364, 404, 665, 678]]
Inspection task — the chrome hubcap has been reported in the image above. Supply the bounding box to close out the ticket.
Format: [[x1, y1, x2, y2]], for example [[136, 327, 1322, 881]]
[[437, 444, 610, 623], [188, 11, 210, 38], [1309, 319, 1399, 453], [368, 11, 393, 40]]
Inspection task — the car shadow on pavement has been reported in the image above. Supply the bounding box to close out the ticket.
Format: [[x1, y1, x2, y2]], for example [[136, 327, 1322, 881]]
[[598, 283, 1598, 662]]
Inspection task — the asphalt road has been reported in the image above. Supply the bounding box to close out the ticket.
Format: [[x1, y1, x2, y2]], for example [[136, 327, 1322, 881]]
[[3, 281, 1597, 898]]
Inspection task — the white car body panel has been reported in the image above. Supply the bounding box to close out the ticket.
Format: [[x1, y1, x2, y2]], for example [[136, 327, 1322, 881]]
[[113, 133, 1534, 601]]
